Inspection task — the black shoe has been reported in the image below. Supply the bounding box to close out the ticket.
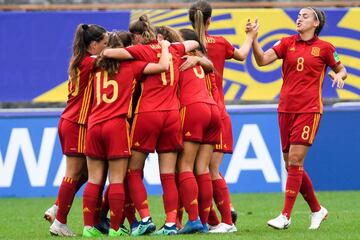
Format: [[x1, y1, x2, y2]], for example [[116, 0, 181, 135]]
[[231, 208, 238, 224], [94, 217, 110, 234]]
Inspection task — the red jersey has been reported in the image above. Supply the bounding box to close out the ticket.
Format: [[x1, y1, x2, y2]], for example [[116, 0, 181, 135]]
[[88, 60, 148, 129], [126, 41, 185, 113], [205, 33, 235, 114], [273, 34, 341, 113], [179, 60, 216, 106], [61, 54, 95, 124]]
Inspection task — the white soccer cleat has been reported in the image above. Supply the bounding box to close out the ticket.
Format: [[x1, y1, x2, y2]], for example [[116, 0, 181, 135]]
[[208, 222, 237, 233], [49, 219, 76, 237], [309, 206, 328, 230], [267, 213, 291, 229], [44, 204, 58, 224], [208, 224, 218, 231]]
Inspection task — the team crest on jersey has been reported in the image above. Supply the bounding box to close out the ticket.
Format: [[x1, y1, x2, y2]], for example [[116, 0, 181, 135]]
[[311, 47, 320, 56], [206, 37, 216, 43]]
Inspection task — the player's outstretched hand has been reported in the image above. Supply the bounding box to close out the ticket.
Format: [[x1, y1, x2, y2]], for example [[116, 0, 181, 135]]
[[179, 55, 199, 71], [329, 71, 345, 89]]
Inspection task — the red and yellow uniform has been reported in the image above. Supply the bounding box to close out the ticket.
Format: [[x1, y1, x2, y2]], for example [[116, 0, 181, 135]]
[[126, 41, 185, 152], [205, 33, 235, 153], [58, 54, 95, 156], [273, 34, 341, 152], [179, 61, 220, 144], [85, 60, 148, 159]]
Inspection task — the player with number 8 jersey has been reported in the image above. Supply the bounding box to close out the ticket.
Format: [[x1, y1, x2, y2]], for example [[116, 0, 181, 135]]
[[252, 7, 347, 230]]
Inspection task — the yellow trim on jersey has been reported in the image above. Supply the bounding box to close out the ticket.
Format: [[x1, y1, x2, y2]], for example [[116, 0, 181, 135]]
[[319, 65, 326, 114], [126, 120, 131, 153], [130, 114, 139, 146], [134, 82, 144, 114], [77, 124, 86, 153], [309, 113, 320, 144], [216, 132, 223, 150], [180, 106, 186, 129], [78, 74, 93, 124], [127, 78, 137, 119]]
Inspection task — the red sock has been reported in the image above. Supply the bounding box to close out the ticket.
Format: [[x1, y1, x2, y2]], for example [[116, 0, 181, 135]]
[[124, 178, 136, 225], [160, 173, 178, 223], [127, 169, 150, 219], [208, 203, 220, 226], [300, 170, 321, 212], [83, 182, 102, 227], [99, 185, 110, 219], [56, 177, 78, 224], [179, 171, 199, 221], [282, 166, 304, 218], [212, 178, 232, 225], [196, 173, 213, 224], [54, 174, 87, 207], [108, 183, 125, 231]]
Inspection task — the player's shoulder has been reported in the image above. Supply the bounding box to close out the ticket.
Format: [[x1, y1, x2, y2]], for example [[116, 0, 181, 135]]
[[316, 37, 335, 49], [80, 54, 96, 68]]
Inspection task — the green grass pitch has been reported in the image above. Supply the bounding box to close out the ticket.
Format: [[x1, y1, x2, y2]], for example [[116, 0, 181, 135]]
[[1, 191, 359, 239]]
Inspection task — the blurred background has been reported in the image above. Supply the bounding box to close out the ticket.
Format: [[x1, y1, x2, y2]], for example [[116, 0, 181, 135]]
[[0, 0, 359, 197]]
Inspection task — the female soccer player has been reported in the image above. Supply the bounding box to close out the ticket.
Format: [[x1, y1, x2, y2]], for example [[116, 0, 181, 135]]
[[46, 23, 108, 237], [155, 26, 221, 234], [251, 7, 347, 229], [82, 31, 170, 237], [102, 15, 199, 236], [185, 0, 258, 233]]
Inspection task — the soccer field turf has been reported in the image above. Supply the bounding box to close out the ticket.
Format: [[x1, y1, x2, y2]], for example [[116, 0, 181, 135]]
[[0, 191, 359, 239]]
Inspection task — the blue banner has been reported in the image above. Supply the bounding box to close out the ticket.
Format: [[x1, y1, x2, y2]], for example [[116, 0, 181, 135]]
[[1, 8, 359, 102], [1, 106, 359, 197]]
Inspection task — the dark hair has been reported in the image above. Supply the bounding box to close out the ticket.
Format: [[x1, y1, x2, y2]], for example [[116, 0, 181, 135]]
[[68, 24, 107, 81], [179, 28, 206, 54], [155, 26, 183, 43], [307, 7, 326, 36], [129, 14, 156, 44], [97, 31, 132, 76], [189, 0, 212, 48]]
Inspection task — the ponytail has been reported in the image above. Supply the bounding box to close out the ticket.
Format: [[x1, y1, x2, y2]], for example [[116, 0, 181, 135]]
[[189, 0, 212, 51], [68, 23, 106, 81]]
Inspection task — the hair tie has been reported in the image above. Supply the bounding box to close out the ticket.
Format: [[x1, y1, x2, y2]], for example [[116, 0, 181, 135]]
[[82, 24, 89, 30], [307, 7, 319, 21]]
